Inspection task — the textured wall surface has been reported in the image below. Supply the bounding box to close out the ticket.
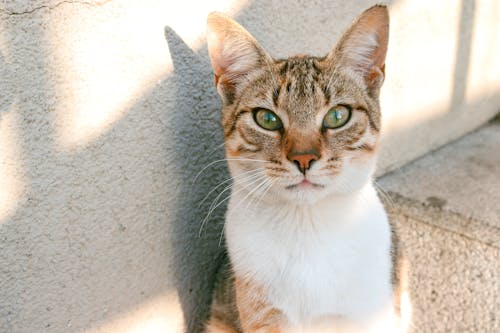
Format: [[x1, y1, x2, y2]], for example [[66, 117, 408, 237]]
[[0, 0, 499, 332]]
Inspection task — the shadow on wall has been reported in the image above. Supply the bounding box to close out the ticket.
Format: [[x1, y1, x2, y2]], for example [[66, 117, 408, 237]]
[[163, 27, 228, 332]]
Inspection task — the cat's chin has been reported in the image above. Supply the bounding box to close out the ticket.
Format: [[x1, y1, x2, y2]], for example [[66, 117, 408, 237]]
[[274, 174, 374, 204], [272, 162, 375, 204], [285, 179, 324, 190], [278, 184, 359, 204], [281, 185, 329, 204]]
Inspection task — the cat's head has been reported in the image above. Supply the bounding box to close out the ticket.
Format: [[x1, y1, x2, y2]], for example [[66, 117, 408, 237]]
[[206, 5, 389, 203]]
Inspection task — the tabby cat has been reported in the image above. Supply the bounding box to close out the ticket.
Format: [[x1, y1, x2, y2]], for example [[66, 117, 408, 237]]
[[204, 5, 408, 333]]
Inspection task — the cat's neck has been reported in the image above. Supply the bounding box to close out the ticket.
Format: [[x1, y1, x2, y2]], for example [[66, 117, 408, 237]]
[[226, 181, 382, 233], [225, 180, 389, 295]]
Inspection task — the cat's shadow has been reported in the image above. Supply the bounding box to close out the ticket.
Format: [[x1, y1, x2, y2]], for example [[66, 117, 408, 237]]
[[164, 27, 229, 332]]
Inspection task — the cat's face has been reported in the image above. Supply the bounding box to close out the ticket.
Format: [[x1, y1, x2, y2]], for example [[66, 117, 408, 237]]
[[207, 6, 389, 203]]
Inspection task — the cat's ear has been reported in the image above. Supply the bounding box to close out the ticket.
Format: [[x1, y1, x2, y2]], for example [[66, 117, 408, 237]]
[[331, 5, 389, 91], [206, 12, 271, 101]]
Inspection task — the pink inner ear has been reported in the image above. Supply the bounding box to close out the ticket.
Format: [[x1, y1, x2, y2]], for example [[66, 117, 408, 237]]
[[350, 27, 387, 72], [207, 30, 252, 87], [370, 28, 388, 71], [206, 31, 227, 79], [207, 13, 271, 90], [334, 6, 389, 87]]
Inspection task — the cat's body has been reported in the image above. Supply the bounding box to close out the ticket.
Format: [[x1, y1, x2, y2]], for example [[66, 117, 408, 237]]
[[204, 5, 408, 333], [225, 184, 396, 331]]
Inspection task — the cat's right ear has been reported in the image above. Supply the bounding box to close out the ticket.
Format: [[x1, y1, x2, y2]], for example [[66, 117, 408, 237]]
[[330, 5, 389, 93], [206, 12, 270, 102]]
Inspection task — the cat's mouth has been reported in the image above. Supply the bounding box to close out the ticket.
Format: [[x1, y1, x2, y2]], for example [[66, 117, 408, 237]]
[[285, 179, 324, 190]]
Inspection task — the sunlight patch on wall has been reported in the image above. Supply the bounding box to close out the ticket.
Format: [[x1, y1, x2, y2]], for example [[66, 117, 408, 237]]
[[0, 105, 25, 223], [465, 0, 500, 102], [400, 290, 413, 332], [86, 292, 184, 333], [49, 0, 249, 151], [380, 0, 462, 134], [380, 0, 500, 137], [48, 1, 171, 150]]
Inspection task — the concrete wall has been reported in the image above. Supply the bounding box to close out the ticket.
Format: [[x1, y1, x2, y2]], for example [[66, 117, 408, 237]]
[[0, 0, 498, 332]]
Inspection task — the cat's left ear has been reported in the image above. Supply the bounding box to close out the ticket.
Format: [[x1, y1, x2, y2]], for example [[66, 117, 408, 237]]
[[331, 5, 389, 91]]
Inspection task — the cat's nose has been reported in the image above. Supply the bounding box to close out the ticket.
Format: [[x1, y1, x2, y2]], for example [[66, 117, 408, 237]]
[[288, 152, 319, 174]]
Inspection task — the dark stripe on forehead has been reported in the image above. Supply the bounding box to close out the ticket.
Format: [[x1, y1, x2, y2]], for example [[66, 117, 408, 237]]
[[273, 85, 281, 107], [322, 84, 331, 105], [310, 60, 321, 82], [286, 60, 296, 72], [279, 61, 289, 76], [311, 60, 321, 74]]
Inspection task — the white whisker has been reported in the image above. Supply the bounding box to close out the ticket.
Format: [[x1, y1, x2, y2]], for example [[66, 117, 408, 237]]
[[220, 177, 272, 246], [245, 178, 276, 216], [242, 179, 272, 216], [228, 177, 272, 218], [199, 173, 268, 237], [207, 171, 266, 213], [207, 141, 226, 156], [192, 158, 269, 185], [198, 168, 265, 208]]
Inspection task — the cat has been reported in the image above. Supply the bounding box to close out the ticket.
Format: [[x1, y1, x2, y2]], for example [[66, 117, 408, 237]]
[[204, 5, 408, 333]]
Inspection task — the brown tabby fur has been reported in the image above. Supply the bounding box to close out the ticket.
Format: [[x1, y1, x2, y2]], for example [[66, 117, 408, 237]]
[[204, 5, 406, 332]]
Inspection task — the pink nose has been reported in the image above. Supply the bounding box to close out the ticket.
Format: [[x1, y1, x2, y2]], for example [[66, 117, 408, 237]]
[[287, 152, 319, 174]]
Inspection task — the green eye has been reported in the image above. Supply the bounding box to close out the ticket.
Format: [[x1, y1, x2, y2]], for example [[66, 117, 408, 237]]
[[254, 109, 283, 131], [323, 105, 351, 129]]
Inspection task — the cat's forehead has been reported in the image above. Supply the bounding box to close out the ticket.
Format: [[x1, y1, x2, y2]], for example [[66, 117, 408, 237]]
[[275, 57, 328, 123], [241, 55, 364, 124], [277, 55, 324, 76]]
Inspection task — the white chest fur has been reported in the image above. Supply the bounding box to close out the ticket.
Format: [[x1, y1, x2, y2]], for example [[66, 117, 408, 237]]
[[226, 184, 395, 331]]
